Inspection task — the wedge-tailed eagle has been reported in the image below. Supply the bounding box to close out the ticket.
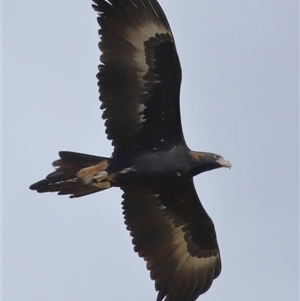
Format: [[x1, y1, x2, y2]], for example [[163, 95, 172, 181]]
[[30, 1, 231, 300]]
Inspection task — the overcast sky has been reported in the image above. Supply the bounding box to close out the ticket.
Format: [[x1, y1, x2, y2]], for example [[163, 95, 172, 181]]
[[3, 1, 299, 300]]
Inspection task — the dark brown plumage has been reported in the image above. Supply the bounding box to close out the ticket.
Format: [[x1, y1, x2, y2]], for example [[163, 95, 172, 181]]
[[30, 1, 231, 300]]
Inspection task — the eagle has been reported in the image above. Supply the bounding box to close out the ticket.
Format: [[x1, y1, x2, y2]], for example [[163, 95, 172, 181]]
[[30, 1, 231, 300]]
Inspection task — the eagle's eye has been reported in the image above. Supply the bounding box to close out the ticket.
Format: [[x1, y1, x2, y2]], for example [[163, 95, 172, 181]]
[[214, 155, 221, 160]]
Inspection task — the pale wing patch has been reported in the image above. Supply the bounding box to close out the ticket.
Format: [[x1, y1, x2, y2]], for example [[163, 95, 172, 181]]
[[164, 207, 220, 273], [123, 23, 171, 121], [126, 23, 170, 69], [128, 24, 169, 75]]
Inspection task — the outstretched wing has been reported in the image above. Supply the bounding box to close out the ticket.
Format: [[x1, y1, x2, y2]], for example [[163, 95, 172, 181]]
[[121, 179, 221, 301], [93, 0, 185, 155]]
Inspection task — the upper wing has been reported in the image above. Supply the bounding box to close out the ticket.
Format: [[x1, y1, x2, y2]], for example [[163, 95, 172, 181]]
[[121, 178, 221, 301], [92, 0, 185, 155]]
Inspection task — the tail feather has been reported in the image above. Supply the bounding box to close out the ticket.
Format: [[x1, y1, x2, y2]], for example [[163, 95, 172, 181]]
[[46, 170, 76, 182], [30, 151, 112, 198], [54, 151, 106, 166]]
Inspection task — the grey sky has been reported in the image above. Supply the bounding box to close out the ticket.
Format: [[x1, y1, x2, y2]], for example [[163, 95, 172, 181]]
[[3, 1, 299, 300]]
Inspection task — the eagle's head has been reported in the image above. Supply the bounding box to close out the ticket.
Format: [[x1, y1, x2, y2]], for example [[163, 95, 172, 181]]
[[191, 151, 231, 175]]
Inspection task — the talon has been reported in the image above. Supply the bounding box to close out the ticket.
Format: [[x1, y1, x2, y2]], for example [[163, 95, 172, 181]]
[[93, 180, 111, 189]]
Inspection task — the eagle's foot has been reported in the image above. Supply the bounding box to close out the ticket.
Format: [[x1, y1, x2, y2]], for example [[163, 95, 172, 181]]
[[92, 171, 111, 188]]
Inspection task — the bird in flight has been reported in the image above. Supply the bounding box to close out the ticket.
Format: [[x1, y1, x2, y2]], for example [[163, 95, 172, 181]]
[[30, 1, 231, 300]]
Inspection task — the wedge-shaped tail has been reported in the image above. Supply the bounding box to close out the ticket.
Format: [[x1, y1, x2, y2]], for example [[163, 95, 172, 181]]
[[30, 151, 111, 198]]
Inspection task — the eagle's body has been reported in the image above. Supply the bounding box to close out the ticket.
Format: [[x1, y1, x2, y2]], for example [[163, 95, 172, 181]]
[[111, 147, 227, 183], [30, 1, 231, 301]]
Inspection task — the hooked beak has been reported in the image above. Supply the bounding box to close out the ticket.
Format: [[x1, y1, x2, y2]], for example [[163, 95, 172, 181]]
[[217, 157, 232, 169]]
